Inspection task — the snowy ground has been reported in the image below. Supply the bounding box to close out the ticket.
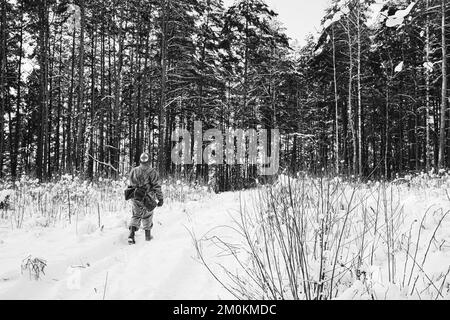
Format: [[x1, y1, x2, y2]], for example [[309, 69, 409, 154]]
[[2, 175, 450, 300], [0, 191, 240, 300]]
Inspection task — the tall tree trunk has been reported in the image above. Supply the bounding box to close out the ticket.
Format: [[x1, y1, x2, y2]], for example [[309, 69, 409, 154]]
[[113, 5, 125, 177], [66, 19, 76, 173], [47, 18, 56, 178], [84, 15, 96, 180], [159, 0, 168, 177], [0, 0, 7, 178], [76, 0, 86, 173], [99, 14, 105, 174], [107, 31, 113, 176], [346, 19, 357, 175], [332, 26, 340, 175], [135, 26, 143, 166], [55, 22, 63, 173], [439, 0, 448, 169], [128, 38, 135, 168], [357, 4, 363, 176], [13, 0, 24, 178], [36, 0, 49, 180], [425, 0, 432, 172]]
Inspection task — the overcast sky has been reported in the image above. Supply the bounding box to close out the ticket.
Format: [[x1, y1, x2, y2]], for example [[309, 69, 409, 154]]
[[223, 0, 331, 46]]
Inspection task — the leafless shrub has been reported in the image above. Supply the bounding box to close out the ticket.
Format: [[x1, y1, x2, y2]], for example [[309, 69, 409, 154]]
[[21, 255, 47, 280], [194, 176, 450, 300]]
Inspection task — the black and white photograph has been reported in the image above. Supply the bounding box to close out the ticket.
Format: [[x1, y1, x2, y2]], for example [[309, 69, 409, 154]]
[[1, 0, 450, 306]]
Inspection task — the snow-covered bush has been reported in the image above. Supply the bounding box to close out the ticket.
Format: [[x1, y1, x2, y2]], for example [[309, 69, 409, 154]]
[[163, 177, 211, 203], [0, 174, 212, 229], [196, 175, 450, 300]]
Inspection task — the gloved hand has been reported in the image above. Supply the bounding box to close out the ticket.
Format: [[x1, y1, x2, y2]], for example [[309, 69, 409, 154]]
[[157, 199, 164, 207]]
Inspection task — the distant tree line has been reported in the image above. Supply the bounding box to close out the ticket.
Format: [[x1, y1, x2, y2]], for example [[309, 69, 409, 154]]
[[0, 0, 449, 188]]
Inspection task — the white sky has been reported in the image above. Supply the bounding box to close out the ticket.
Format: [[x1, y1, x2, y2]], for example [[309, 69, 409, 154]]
[[223, 0, 331, 46]]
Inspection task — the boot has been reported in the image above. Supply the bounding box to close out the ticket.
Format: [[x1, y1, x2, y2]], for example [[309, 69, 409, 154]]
[[128, 227, 137, 245], [145, 229, 153, 241]]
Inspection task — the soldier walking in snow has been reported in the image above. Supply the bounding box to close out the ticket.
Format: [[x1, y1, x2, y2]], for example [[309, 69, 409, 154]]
[[125, 152, 164, 244]]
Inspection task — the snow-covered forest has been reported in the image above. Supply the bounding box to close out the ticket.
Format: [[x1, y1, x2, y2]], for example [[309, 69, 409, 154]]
[[1, 0, 450, 301], [0, 0, 448, 182]]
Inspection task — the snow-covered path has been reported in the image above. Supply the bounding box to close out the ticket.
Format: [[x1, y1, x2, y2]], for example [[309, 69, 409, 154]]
[[0, 192, 241, 300]]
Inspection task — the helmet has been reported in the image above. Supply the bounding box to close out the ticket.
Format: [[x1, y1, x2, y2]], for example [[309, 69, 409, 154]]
[[140, 153, 150, 165]]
